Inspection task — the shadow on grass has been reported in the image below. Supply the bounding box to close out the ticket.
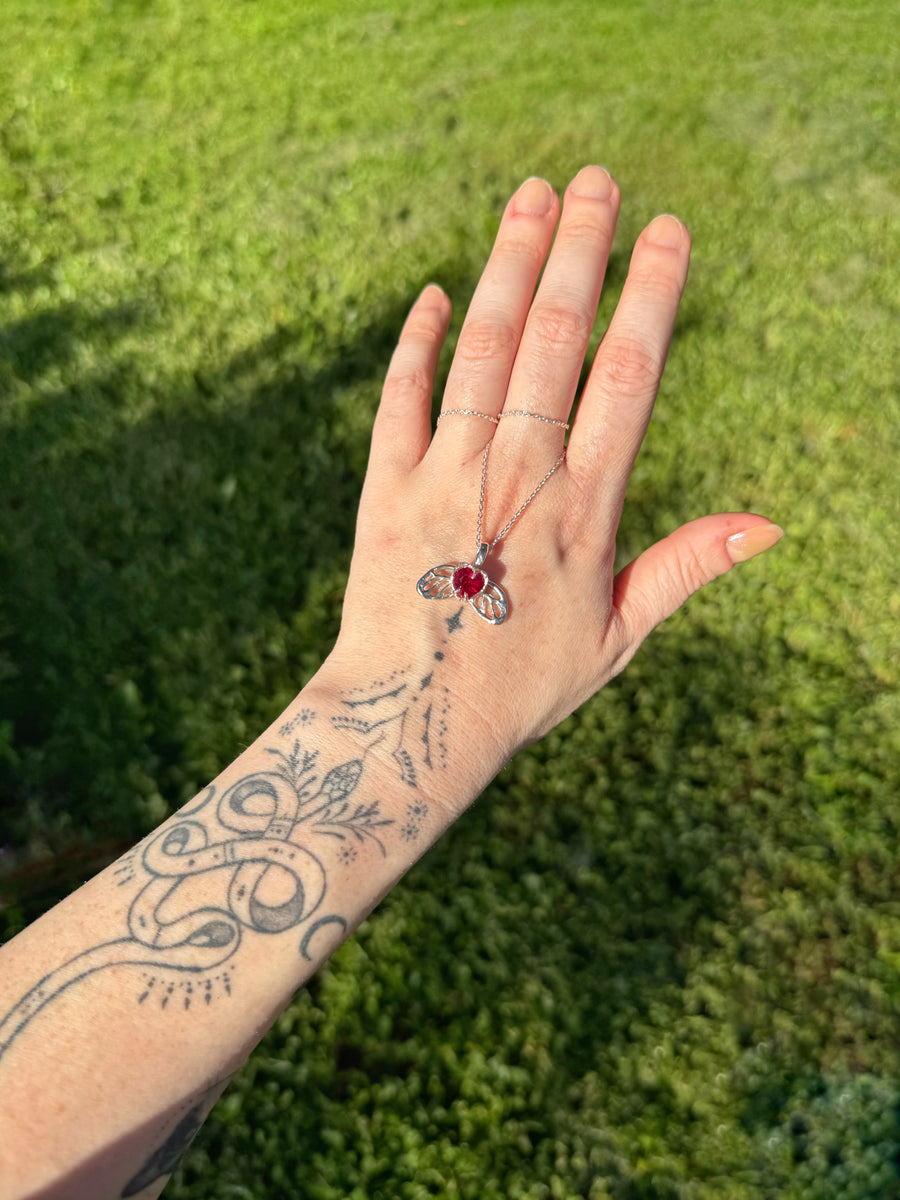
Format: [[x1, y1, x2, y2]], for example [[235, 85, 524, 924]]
[[0, 280, 462, 931], [0, 299, 148, 379]]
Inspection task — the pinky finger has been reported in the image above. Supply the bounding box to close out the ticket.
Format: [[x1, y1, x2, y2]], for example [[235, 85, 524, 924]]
[[370, 284, 452, 480], [611, 513, 784, 655]]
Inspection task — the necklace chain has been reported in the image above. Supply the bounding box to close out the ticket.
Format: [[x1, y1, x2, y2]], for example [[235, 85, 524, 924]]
[[417, 410, 568, 625], [476, 440, 566, 556], [438, 408, 569, 430], [435, 409, 568, 556]]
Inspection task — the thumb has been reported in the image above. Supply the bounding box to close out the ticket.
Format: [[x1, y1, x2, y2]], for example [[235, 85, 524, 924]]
[[613, 513, 784, 647]]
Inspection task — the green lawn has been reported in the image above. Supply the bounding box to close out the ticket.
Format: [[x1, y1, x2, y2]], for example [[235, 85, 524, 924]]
[[2, 0, 899, 1196]]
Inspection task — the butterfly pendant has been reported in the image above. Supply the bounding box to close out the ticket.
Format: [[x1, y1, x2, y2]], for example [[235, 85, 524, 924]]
[[416, 544, 508, 625]]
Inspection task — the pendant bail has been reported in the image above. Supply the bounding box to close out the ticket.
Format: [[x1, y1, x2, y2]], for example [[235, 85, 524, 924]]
[[473, 542, 489, 568]]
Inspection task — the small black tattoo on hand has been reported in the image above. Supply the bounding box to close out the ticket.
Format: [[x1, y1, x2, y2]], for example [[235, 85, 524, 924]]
[[400, 800, 429, 841]]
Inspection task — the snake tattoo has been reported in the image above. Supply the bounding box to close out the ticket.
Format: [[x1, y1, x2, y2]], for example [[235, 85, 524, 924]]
[[0, 644, 455, 1063]]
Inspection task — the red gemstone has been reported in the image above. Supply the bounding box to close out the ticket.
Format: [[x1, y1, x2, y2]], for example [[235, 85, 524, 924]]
[[452, 565, 485, 599]]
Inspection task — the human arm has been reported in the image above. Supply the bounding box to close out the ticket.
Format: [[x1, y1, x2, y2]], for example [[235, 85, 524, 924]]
[[0, 166, 782, 1199]]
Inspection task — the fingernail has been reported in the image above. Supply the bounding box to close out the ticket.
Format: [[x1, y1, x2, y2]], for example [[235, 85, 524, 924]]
[[514, 177, 554, 216], [646, 214, 685, 248], [571, 165, 613, 201], [726, 523, 784, 564]]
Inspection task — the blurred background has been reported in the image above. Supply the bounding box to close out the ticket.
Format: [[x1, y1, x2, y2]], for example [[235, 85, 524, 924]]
[[1, 0, 898, 1195]]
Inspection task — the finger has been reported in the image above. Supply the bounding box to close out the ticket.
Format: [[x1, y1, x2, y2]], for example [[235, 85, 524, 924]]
[[611, 514, 784, 653], [569, 214, 691, 498], [370, 284, 452, 480], [501, 166, 620, 439], [438, 177, 559, 448]]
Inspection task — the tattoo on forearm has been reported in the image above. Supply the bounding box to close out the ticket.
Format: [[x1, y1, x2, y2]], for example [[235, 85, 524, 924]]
[[0, 642, 457, 1063], [120, 1074, 229, 1197]]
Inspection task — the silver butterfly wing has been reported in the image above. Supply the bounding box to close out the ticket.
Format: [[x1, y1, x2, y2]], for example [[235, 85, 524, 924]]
[[416, 564, 457, 600], [469, 578, 508, 625]]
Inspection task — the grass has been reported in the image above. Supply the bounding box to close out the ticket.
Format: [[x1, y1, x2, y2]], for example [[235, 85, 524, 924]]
[[1, 0, 899, 1195]]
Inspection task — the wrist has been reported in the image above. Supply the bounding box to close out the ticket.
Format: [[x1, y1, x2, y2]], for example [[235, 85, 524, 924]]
[[293, 623, 513, 825]]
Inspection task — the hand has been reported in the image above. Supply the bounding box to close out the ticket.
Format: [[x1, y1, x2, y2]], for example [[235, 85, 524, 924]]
[[329, 167, 781, 798]]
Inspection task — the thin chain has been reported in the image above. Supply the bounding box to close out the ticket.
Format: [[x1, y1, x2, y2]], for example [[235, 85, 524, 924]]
[[438, 408, 569, 429], [473, 413, 567, 555], [438, 408, 499, 425], [499, 410, 568, 428]]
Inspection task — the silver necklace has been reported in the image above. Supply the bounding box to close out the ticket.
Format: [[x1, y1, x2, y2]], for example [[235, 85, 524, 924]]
[[416, 409, 568, 625]]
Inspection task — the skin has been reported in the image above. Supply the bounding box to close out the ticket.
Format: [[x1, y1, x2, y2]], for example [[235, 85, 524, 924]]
[[0, 167, 781, 1200], [335, 167, 779, 776]]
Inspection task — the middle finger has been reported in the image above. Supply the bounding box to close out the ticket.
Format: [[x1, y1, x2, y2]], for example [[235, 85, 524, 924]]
[[499, 165, 620, 444]]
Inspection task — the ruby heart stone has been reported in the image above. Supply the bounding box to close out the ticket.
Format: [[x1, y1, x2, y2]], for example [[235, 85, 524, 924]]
[[452, 565, 485, 599]]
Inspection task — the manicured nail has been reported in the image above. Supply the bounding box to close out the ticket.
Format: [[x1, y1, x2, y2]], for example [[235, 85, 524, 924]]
[[514, 177, 554, 216], [646, 214, 685, 248], [726, 523, 784, 563], [571, 165, 613, 201]]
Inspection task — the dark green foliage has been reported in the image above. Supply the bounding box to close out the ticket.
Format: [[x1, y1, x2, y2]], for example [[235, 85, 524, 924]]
[[1, 0, 898, 1195]]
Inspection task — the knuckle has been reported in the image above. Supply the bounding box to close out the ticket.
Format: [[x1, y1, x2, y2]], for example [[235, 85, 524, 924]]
[[599, 336, 660, 396], [403, 311, 445, 344], [495, 231, 548, 266], [628, 261, 685, 304], [529, 303, 592, 356], [456, 316, 519, 363], [381, 364, 433, 407], [665, 541, 709, 600], [561, 210, 614, 244]]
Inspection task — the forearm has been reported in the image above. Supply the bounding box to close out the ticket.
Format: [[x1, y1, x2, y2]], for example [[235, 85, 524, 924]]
[[0, 636, 495, 1200]]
